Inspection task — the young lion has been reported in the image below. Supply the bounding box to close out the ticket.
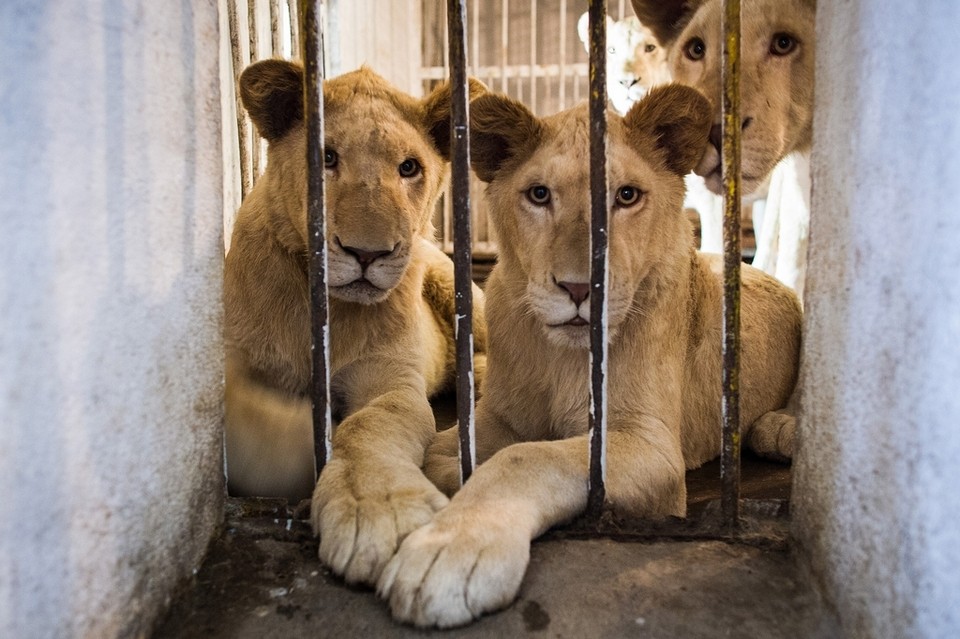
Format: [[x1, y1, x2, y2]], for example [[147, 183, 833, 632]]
[[377, 85, 801, 627], [224, 60, 486, 585]]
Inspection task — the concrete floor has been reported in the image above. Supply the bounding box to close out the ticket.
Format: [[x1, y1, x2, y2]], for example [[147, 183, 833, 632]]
[[155, 476, 836, 638], [156, 395, 836, 638]]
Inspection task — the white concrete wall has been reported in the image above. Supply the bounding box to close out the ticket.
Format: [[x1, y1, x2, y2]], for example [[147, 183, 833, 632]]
[[793, 1, 960, 637], [0, 2, 225, 637]]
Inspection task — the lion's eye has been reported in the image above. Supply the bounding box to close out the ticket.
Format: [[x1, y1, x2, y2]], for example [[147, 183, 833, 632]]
[[399, 158, 421, 178], [615, 186, 642, 207], [526, 185, 552, 206], [684, 37, 706, 61], [645, 43, 656, 53], [770, 33, 797, 56], [324, 148, 338, 169]]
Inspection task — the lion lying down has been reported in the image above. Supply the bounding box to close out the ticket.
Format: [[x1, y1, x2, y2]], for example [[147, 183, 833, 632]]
[[377, 84, 802, 627], [224, 60, 486, 585]]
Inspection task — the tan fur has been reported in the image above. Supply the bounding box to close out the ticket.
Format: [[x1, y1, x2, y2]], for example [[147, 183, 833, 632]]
[[631, 0, 816, 196], [378, 85, 802, 627], [224, 60, 487, 585]]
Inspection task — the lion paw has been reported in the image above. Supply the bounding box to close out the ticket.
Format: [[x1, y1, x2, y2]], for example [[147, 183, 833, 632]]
[[377, 508, 530, 628], [311, 458, 449, 585], [747, 409, 795, 461]]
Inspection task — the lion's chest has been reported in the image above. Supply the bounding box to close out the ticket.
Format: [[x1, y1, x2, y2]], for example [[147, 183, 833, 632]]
[[537, 352, 592, 441]]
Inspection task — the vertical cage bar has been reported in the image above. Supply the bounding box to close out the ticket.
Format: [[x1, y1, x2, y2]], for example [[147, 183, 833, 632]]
[[248, 0, 264, 180], [227, 0, 252, 199], [720, 0, 742, 528], [586, 0, 608, 520], [301, 0, 333, 475], [447, 0, 477, 485]]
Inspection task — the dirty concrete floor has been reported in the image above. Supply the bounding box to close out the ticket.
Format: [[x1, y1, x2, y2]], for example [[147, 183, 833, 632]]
[[156, 395, 835, 638], [154, 500, 834, 638]]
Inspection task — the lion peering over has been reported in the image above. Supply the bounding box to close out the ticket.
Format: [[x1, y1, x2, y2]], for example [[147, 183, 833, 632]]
[[224, 60, 486, 585], [377, 85, 802, 627]]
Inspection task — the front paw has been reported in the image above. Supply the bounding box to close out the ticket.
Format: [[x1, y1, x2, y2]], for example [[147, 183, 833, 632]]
[[377, 508, 531, 628], [311, 458, 449, 585]]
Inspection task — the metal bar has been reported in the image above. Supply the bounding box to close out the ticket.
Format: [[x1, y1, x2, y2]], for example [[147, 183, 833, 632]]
[[586, 0, 608, 521], [301, 0, 333, 475], [269, 0, 282, 56], [248, 0, 264, 180], [447, 0, 477, 485], [227, 0, 253, 199], [720, 0, 742, 528]]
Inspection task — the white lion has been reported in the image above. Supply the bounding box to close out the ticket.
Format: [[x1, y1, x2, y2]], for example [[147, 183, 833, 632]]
[[577, 12, 671, 116]]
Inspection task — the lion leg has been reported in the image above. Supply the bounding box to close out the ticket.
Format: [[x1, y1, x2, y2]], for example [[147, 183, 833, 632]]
[[746, 407, 796, 461], [380, 424, 685, 628], [310, 358, 452, 586], [423, 402, 521, 497], [224, 356, 316, 501]]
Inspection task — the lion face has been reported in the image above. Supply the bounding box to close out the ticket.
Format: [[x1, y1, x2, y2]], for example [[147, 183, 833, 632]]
[[470, 85, 712, 349], [239, 61, 480, 305], [632, 0, 816, 196]]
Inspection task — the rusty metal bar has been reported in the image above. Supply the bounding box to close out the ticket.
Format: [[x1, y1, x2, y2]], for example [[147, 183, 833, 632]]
[[301, 0, 332, 475], [586, 0, 608, 520], [720, 0, 742, 528], [227, 0, 252, 199], [447, 0, 477, 485]]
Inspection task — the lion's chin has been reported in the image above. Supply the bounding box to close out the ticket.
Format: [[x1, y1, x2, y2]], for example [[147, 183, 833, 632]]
[[543, 320, 624, 350], [329, 280, 392, 305]]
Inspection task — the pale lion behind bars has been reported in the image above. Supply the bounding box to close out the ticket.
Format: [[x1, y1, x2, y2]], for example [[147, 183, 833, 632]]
[[631, 0, 816, 298], [224, 60, 486, 585], [378, 85, 801, 627]]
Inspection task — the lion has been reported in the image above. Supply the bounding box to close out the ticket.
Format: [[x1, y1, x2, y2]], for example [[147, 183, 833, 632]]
[[631, 0, 815, 296], [576, 12, 671, 115], [376, 85, 802, 627], [224, 59, 486, 585]]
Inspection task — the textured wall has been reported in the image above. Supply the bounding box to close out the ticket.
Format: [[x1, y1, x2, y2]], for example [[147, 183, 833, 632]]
[[793, 1, 960, 637], [0, 1, 225, 637]]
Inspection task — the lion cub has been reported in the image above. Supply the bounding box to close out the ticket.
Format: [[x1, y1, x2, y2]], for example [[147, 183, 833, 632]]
[[224, 60, 485, 585], [377, 85, 801, 627]]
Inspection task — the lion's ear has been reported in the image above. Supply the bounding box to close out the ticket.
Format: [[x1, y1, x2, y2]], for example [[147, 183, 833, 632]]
[[469, 93, 542, 183], [629, 0, 702, 47], [422, 78, 488, 161], [623, 83, 712, 176], [239, 59, 304, 142]]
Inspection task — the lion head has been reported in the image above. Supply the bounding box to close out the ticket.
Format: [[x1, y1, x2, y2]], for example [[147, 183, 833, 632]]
[[577, 13, 671, 115], [631, 0, 816, 196], [469, 84, 711, 349], [239, 60, 482, 305]]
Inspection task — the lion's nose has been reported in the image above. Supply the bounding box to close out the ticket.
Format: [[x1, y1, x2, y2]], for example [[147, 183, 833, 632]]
[[557, 281, 590, 306], [336, 237, 396, 269]]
